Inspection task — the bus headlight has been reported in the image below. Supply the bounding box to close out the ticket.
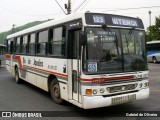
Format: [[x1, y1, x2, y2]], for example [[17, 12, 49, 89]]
[[93, 89, 98, 94], [144, 82, 149, 87], [100, 88, 105, 94], [143, 74, 149, 79], [135, 74, 148, 79], [139, 83, 143, 88]]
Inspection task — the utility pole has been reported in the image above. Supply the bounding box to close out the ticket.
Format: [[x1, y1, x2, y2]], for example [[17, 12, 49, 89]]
[[65, 0, 71, 14], [149, 11, 151, 26], [12, 24, 16, 33]]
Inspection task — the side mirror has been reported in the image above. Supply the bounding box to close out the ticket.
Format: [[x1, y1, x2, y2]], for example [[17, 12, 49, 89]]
[[79, 32, 87, 46]]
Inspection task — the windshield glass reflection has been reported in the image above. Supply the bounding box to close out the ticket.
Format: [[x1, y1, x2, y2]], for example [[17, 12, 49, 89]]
[[83, 28, 147, 74]]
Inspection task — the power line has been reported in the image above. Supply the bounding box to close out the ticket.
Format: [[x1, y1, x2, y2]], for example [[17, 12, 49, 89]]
[[0, 6, 63, 16], [74, 0, 87, 13], [101, 6, 160, 12], [72, 0, 76, 6], [82, 6, 160, 13], [78, 0, 90, 12], [54, 0, 67, 15]]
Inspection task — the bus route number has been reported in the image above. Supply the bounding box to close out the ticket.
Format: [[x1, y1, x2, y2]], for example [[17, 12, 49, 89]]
[[93, 15, 105, 24], [88, 62, 97, 72]]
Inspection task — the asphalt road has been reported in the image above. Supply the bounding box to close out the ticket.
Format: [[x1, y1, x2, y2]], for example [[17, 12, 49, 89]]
[[0, 63, 160, 120]]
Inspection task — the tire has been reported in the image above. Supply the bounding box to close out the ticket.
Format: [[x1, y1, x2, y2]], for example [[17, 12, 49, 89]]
[[15, 68, 22, 84], [152, 56, 157, 63], [50, 79, 64, 104]]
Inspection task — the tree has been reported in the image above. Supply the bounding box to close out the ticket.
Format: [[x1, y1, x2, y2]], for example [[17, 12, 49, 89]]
[[146, 16, 160, 41]]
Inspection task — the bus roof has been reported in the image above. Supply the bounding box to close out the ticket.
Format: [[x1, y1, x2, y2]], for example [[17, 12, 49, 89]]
[[0, 44, 6, 47], [7, 11, 144, 40], [147, 40, 160, 44], [7, 12, 85, 39]]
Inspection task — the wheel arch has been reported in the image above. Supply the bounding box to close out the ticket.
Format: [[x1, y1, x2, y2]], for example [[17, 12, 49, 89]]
[[152, 56, 157, 63]]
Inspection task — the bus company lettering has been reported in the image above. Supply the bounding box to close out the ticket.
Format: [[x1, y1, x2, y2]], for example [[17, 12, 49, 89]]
[[33, 59, 43, 67], [112, 17, 138, 27], [48, 65, 57, 70]]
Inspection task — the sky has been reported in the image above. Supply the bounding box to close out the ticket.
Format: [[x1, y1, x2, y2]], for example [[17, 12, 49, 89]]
[[0, 0, 160, 32]]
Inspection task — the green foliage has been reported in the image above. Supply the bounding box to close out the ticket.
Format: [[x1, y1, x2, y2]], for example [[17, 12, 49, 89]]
[[146, 16, 160, 41], [0, 20, 49, 45]]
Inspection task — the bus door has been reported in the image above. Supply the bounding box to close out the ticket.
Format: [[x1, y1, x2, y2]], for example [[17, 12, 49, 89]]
[[68, 29, 81, 102]]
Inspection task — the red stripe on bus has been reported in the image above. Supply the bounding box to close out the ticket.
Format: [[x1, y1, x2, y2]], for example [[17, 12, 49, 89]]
[[23, 65, 68, 78], [6, 54, 11, 59], [14, 56, 23, 73], [80, 75, 134, 82]]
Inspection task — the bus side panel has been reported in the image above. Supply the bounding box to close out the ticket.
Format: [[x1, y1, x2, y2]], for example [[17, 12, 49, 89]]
[[6, 59, 11, 72], [36, 75, 48, 91], [27, 71, 36, 86], [157, 53, 160, 62], [59, 82, 68, 101], [5, 54, 11, 73]]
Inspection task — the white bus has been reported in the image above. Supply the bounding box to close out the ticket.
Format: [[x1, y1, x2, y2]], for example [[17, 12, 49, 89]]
[[147, 40, 160, 63], [5, 12, 149, 109]]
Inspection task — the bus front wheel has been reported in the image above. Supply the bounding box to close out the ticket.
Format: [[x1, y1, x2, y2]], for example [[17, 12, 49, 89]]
[[50, 79, 64, 104], [152, 56, 157, 63]]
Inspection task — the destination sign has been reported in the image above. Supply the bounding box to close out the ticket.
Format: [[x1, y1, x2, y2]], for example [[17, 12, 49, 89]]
[[93, 15, 105, 24], [85, 13, 144, 29], [112, 17, 138, 27]]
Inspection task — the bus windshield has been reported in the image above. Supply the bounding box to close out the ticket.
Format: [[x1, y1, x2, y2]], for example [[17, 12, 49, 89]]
[[83, 27, 147, 74]]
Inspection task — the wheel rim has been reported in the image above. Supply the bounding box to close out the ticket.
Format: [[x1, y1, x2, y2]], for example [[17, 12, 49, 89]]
[[52, 84, 60, 99], [152, 57, 157, 63]]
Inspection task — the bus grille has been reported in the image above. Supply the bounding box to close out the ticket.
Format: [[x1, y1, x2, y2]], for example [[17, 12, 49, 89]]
[[112, 94, 136, 105], [107, 84, 137, 93]]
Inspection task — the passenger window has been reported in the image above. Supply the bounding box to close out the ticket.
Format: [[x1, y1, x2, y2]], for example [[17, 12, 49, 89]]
[[13, 38, 17, 53], [49, 27, 65, 56], [20, 36, 23, 53], [21, 35, 27, 54], [37, 30, 48, 55], [28, 33, 36, 55], [16, 37, 21, 53], [26, 34, 30, 54]]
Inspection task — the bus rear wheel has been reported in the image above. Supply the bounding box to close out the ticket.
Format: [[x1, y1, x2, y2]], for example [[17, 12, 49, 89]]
[[152, 56, 157, 63], [15, 68, 22, 84], [50, 79, 64, 104]]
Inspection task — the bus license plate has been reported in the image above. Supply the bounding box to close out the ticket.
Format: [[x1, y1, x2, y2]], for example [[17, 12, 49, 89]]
[[111, 94, 136, 105]]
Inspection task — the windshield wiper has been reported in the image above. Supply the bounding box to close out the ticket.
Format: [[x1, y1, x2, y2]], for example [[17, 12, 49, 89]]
[[125, 27, 135, 53], [102, 24, 120, 55]]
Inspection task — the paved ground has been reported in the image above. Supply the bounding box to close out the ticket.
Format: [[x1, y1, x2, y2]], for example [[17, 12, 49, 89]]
[[0, 63, 160, 120]]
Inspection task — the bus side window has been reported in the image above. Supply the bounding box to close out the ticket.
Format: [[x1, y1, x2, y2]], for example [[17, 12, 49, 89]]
[[22, 35, 28, 54], [14, 38, 17, 53], [28, 33, 36, 55], [26, 34, 30, 54], [36, 30, 48, 55], [147, 44, 151, 51], [20, 36, 23, 53], [49, 27, 65, 56], [16, 37, 20, 54], [48, 28, 53, 55], [158, 43, 160, 50], [10, 40, 13, 54]]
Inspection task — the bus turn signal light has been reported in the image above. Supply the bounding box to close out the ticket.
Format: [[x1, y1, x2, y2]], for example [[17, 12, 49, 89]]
[[85, 89, 92, 95]]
